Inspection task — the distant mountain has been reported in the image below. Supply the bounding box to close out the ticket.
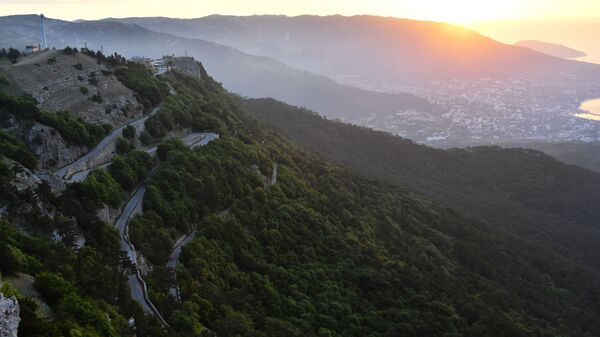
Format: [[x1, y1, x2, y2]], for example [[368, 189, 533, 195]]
[[109, 15, 600, 85], [0, 15, 439, 122], [107, 15, 600, 146], [470, 18, 600, 64], [515, 40, 586, 59]]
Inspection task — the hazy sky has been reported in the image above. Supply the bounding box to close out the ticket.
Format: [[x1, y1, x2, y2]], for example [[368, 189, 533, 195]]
[[1, 0, 599, 23]]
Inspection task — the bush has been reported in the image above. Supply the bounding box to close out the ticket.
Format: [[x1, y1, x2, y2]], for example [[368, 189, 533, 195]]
[[70, 170, 125, 208], [109, 150, 153, 191], [90, 93, 103, 103], [115, 137, 130, 155], [38, 111, 106, 147], [7, 48, 20, 64], [0, 130, 38, 169], [88, 72, 99, 85], [34, 272, 76, 306], [80, 86, 89, 95], [73, 63, 83, 71], [122, 125, 136, 139], [115, 64, 169, 111], [62, 46, 78, 55]]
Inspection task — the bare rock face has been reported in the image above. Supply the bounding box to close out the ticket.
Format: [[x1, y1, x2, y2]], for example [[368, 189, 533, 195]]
[[167, 56, 205, 79], [0, 291, 20, 337], [2, 157, 41, 191], [97, 204, 120, 225], [2, 49, 144, 127], [20, 122, 87, 169]]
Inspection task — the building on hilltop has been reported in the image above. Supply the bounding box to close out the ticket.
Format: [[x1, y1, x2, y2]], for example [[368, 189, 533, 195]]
[[24, 45, 40, 54]]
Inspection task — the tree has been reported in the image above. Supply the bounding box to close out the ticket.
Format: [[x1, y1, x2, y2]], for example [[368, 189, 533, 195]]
[[7, 48, 21, 64], [115, 137, 130, 155], [34, 272, 76, 306], [122, 125, 136, 139], [110, 157, 136, 190]]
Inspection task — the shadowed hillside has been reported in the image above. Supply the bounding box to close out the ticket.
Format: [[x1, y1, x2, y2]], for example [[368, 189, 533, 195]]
[[240, 97, 600, 272]]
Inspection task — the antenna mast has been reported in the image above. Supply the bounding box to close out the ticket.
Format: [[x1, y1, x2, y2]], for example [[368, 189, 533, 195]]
[[40, 14, 48, 49]]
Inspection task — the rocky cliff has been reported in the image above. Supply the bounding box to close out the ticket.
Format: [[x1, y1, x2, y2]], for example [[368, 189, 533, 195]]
[[0, 290, 20, 337], [21, 122, 88, 169], [167, 56, 205, 79], [1, 115, 87, 169]]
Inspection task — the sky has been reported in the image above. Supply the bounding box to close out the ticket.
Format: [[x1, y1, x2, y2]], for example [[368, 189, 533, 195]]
[[1, 0, 599, 23]]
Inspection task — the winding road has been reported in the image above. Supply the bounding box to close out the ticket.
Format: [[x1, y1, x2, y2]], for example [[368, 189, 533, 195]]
[[114, 132, 219, 325], [54, 104, 164, 180], [46, 76, 220, 327], [166, 229, 197, 299], [270, 162, 278, 186], [66, 133, 219, 183], [165, 160, 273, 299]]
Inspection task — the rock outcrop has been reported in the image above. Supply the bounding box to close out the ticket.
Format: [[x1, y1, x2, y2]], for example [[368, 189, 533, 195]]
[[166, 56, 206, 79], [2, 114, 86, 170], [2, 157, 41, 191], [21, 122, 87, 169], [0, 290, 20, 337]]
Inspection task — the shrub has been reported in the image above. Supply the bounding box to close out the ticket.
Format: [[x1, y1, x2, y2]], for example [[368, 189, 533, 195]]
[[62, 46, 78, 55], [7, 48, 21, 64], [90, 93, 103, 103], [0, 130, 38, 169], [34, 272, 76, 306], [38, 111, 106, 147], [115, 64, 169, 111], [115, 137, 130, 155], [122, 125, 136, 139]]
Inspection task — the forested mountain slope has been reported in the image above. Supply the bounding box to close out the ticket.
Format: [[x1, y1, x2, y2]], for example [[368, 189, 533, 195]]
[[240, 98, 600, 272], [2, 53, 600, 337]]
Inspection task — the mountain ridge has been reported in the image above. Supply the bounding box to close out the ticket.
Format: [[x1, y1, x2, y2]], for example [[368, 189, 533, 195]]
[[515, 40, 587, 59]]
